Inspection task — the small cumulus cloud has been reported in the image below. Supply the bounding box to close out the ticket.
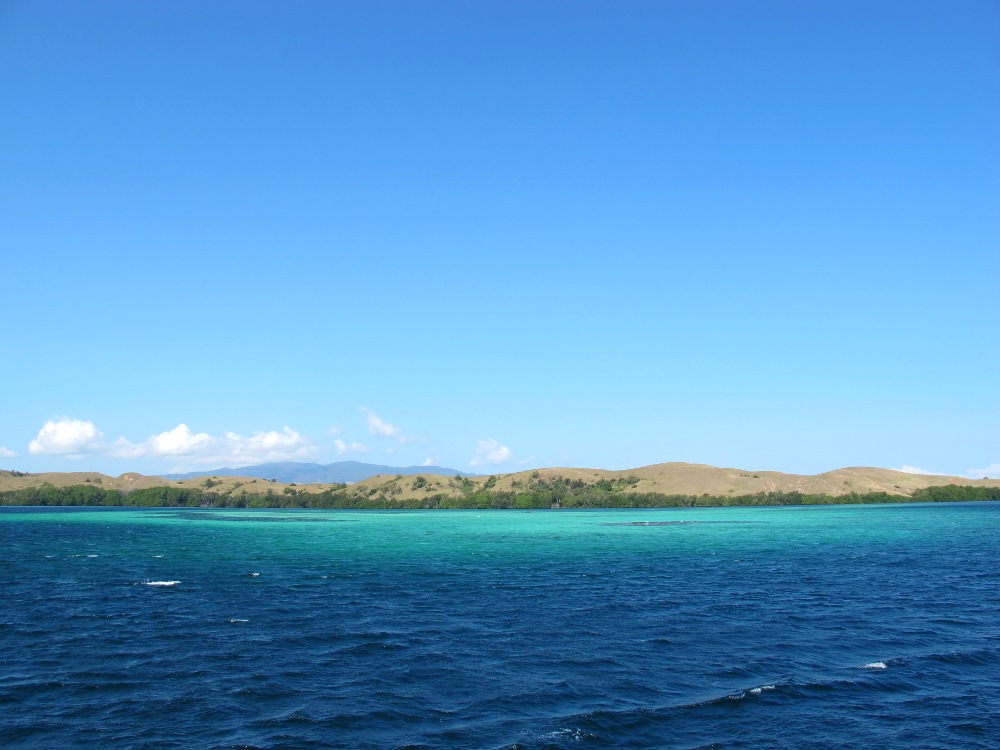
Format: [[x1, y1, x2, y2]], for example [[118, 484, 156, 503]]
[[0, 446, 17, 458], [422, 457, 435, 466], [334, 439, 369, 455], [893, 465, 938, 476], [470, 439, 512, 467], [967, 463, 1000, 479], [365, 410, 400, 438], [29, 417, 105, 458], [362, 408, 421, 444]]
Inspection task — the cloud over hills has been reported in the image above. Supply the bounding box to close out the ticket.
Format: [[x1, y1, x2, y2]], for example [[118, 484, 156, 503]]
[[893, 465, 939, 476], [28, 417, 317, 468], [967, 463, 1000, 479], [29, 417, 105, 458], [20, 413, 511, 472], [21, 419, 993, 479], [470, 439, 512, 467], [364, 409, 418, 444], [334, 439, 369, 455]]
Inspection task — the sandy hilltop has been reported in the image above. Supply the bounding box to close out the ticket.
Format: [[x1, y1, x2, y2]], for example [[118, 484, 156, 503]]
[[2, 462, 998, 502]]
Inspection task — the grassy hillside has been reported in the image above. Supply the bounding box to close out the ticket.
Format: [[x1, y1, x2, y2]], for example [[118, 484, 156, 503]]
[[343, 463, 1000, 502], [0, 470, 316, 496], [3, 463, 998, 504]]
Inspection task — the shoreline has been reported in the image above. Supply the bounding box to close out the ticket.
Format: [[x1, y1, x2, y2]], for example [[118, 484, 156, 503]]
[[3, 483, 998, 510]]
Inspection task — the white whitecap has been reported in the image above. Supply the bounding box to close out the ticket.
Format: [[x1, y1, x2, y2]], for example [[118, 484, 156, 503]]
[[228, 618, 249, 623], [143, 580, 180, 586], [862, 661, 887, 669], [251, 572, 260, 577], [86, 555, 98, 558], [750, 685, 776, 694], [539, 728, 591, 742]]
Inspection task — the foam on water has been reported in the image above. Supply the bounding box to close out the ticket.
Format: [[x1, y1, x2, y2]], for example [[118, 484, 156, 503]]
[[534, 727, 596, 743], [141, 580, 180, 586]]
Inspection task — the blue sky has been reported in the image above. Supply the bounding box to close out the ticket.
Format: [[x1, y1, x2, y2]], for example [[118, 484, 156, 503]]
[[2, 1, 998, 478]]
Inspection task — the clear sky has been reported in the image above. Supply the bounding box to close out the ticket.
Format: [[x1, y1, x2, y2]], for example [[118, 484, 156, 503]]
[[2, 1, 998, 478]]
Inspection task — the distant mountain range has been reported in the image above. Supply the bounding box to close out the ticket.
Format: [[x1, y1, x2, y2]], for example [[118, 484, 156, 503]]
[[163, 460, 473, 484]]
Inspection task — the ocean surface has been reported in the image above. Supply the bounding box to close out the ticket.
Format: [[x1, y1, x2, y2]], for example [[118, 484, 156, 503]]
[[2, 503, 999, 749]]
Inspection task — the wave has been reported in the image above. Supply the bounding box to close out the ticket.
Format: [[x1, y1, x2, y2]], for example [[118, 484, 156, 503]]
[[924, 648, 999, 667], [533, 727, 600, 743], [855, 647, 999, 671], [547, 646, 1000, 728], [142, 580, 180, 587]]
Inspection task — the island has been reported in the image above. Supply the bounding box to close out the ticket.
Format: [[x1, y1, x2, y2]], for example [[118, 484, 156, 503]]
[[2, 463, 999, 509]]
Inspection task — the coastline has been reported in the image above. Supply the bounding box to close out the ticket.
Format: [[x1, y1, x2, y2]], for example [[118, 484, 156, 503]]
[[3, 482, 998, 510]]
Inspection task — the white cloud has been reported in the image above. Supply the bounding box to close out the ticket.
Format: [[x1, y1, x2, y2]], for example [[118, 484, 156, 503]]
[[213, 427, 315, 465], [361, 408, 423, 444], [365, 410, 400, 438], [422, 457, 435, 466], [28, 417, 318, 467], [334, 439, 369, 455], [29, 417, 105, 457], [0, 446, 16, 458], [967, 463, 1000, 479], [142, 424, 215, 457], [470, 439, 512, 467], [893, 465, 938, 476]]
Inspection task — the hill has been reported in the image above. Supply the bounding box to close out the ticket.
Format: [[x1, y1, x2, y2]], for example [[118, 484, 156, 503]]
[[342, 462, 1000, 502], [3, 462, 998, 505], [162, 460, 472, 484]]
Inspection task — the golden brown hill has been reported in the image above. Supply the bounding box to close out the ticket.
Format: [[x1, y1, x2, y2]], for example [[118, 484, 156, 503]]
[[0, 470, 311, 496], [348, 462, 1000, 501], [2, 463, 998, 502], [0, 470, 168, 491]]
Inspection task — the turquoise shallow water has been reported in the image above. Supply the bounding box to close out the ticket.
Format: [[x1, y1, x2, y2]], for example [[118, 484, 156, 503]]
[[2, 503, 999, 748]]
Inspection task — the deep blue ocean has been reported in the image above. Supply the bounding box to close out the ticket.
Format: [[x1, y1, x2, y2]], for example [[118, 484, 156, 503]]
[[2, 503, 999, 749]]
